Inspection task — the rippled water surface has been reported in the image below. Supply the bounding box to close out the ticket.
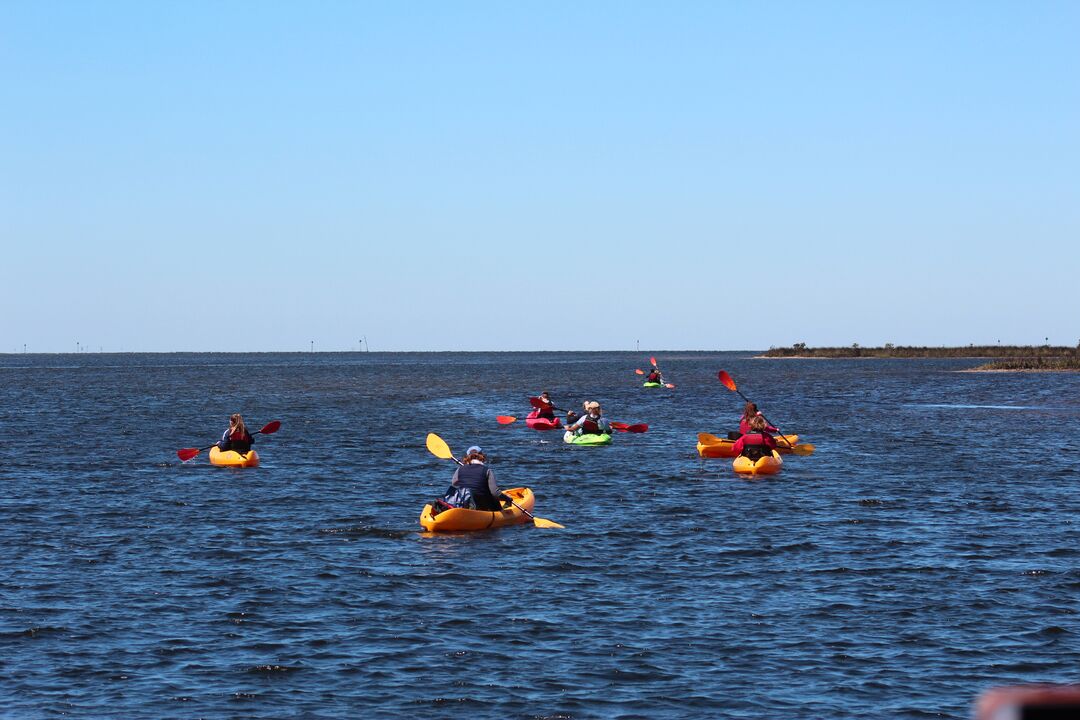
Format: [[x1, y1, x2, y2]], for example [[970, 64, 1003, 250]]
[[2, 352, 1078, 718]]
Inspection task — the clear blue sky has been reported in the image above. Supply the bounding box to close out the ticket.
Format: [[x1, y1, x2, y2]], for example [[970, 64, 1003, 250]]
[[2, 1, 1077, 352]]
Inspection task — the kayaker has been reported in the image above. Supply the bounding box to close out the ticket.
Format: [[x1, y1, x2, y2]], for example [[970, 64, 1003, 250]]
[[566, 401, 611, 436], [731, 415, 778, 461], [729, 401, 778, 439], [565, 400, 588, 426], [646, 368, 663, 384], [218, 413, 254, 453], [535, 391, 557, 420], [443, 446, 510, 512]]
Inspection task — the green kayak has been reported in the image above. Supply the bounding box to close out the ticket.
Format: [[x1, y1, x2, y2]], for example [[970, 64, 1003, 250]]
[[643, 381, 663, 388], [563, 431, 613, 446]]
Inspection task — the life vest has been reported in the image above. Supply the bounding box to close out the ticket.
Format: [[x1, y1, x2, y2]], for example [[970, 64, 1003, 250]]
[[647, 372, 661, 383], [581, 417, 605, 435], [536, 400, 555, 420], [732, 432, 776, 458], [222, 429, 253, 452], [453, 463, 501, 511]]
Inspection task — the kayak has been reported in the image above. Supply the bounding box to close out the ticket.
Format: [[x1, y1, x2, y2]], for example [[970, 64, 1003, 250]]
[[643, 381, 663, 388], [697, 434, 800, 458], [732, 450, 783, 475], [209, 446, 260, 467], [563, 431, 613, 446], [420, 487, 534, 532], [525, 409, 562, 430]]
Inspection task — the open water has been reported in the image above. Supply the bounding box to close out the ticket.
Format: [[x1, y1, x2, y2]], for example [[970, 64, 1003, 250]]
[[1, 351, 1078, 718]]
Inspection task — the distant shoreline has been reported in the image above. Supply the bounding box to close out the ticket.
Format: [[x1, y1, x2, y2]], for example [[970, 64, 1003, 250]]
[[758, 345, 1080, 372]]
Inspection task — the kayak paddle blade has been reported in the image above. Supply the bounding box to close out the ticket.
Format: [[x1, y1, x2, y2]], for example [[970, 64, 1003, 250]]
[[624, 423, 649, 433], [634, 369, 645, 375], [697, 432, 724, 445], [650, 356, 657, 367], [177, 448, 200, 462], [532, 517, 565, 529], [259, 420, 282, 435], [718, 370, 737, 392], [528, 396, 545, 408], [792, 443, 815, 456], [664, 383, 675, 389], [425, 433, 454, 460], [496, 416, 518, 425]]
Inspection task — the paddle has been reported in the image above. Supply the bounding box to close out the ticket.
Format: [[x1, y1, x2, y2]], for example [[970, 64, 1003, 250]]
[[697, 431, 814, 456], [177, 420, 282, 462], [716, 370, 799, 450], [424, 433, 564, 529], [610, 421, 649, 433]]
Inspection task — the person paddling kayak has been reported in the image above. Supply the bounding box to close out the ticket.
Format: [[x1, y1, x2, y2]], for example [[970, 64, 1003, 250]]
[[218, 413, 254, 453], [441, 446, 510, 512], [535, 391, 557, 420], [566, 401, 611, 436], [727, 401, 778, 439], [731, 415, 778, 461], [646, 367, 664, 385]]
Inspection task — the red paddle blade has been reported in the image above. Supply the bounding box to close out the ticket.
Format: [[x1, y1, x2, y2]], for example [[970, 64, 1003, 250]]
[[177, 448, 200, 462], [718, 370, 737, 392], [664, 383, 675, 389], [496, 416, 518, 425], [528, 397, 544, 408], [625, 423, 649, 433], [610, 421, 629, 430], [650, 356, 657, 367], [259, 420, 282, 435], [634, 369, 645, 375]]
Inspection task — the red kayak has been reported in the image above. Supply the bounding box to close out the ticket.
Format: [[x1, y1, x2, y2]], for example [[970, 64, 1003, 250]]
[[525, 409, 562, 430]]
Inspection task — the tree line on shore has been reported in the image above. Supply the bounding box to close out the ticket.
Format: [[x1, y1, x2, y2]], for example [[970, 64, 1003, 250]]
[[762, 343, 1080, 370]]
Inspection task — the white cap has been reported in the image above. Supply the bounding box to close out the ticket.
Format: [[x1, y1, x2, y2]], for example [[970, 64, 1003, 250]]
[[466, 445, 482, 454]]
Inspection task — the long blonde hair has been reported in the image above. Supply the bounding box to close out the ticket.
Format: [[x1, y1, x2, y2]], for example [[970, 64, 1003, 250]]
[[229, 413, 247, 437]]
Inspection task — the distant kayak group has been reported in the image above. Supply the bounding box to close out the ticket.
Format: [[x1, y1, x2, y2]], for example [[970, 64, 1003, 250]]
[[174, 361, 814, 534]]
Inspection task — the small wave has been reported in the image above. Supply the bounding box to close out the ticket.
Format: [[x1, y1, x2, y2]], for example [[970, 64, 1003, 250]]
[[319, 524, 413, 539], [246, 664, 303, 674], [3, 625, 67, 639]]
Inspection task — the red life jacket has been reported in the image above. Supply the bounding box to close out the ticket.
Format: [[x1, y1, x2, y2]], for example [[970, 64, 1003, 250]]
[[732, 432, 776, 456]]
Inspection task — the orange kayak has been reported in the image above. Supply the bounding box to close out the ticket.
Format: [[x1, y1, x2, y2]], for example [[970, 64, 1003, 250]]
[[208, 447, 260, 467], [420, 487, 534, 532]]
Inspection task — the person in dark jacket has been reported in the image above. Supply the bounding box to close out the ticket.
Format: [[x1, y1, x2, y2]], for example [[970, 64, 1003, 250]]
[[218, 413, 254, 453], [444, 446, 509, 511]]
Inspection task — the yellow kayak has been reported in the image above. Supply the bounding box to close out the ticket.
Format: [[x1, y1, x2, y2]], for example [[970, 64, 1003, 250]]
[[732, 450, 783, 475], [208, 447, 260, 467], [420, 487, 534, 532], [697, 434, 799, 458]]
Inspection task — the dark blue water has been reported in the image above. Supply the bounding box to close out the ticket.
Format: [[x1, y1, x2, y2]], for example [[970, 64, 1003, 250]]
[[2, 352, 1078, 718]]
